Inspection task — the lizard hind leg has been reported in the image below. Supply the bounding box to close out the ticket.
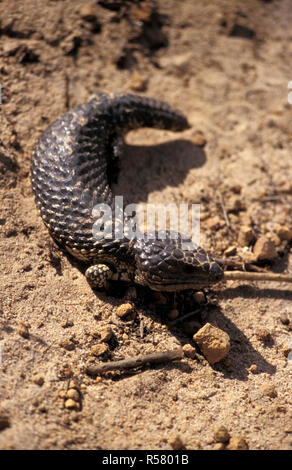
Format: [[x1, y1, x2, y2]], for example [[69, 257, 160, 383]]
[[85, 264, 114, 290]]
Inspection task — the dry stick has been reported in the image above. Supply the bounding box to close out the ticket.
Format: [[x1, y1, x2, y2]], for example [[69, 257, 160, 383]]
[[224, 271, 292, 283], [86, 348, 184, 375], [215, 257, 269, 273]]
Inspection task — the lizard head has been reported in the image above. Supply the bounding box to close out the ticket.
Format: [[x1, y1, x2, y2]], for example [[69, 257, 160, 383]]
[[133, 232, 223, 292]]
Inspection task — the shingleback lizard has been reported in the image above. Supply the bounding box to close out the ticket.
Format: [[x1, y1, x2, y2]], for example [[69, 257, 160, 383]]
[[31, 93, 223, 292]]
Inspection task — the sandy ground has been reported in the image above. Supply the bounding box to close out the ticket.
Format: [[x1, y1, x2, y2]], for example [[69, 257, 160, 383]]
[[0, 0, 291, 450]]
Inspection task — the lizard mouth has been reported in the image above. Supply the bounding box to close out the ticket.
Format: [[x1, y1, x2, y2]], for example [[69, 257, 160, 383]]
[[145, 272, 222, 292]]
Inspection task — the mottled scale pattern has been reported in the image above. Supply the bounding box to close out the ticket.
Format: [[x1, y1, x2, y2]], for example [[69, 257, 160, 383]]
[[31, 93, 224, 291]]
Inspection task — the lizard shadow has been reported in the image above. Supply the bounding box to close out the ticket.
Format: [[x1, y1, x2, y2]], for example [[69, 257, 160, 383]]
[[140, 298, 276, 381], [87, 284, 277, 381], [112, 139, 206, 205]]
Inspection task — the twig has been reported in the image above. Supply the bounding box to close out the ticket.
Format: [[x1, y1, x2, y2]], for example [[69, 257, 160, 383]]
[[224, 271, 292, 283], [86, 348, 184, 375], [215, 257, 270, 273], [218, 192, 231, 229], [168, 308, 200, 326]]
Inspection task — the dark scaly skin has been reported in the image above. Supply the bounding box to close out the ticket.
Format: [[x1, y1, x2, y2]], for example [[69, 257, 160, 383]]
[[31, 93, 223, 291]]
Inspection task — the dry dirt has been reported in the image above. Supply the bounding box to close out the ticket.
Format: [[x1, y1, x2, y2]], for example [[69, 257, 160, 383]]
[[0, 0, 292, 450]]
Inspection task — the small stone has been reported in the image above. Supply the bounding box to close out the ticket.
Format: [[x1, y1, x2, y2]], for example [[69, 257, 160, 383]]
[[255, 327, 272, 343], [227, 196, 246, 213], [224, 245, 237, 256], [247, 364, 258, 374], [169, 434, 184, 450], [206, 216, 222, 230], [129, 1, 153, 22], [90, 343, 108, 357], [64, 399, 79, 410], [193, 291, 205, 304], [182, 344, 197, 359], [17, 322, 30, 339], [58, 391, 66, 399], [226, 437, 248, 450], [61, 320, 74, 328], [116, 303, 136, 319], [79, 3, 96, 21], [100, 326, 113, 343], [259, 384, 277, 398], [0, 413, 10, 431], [279, 312, 290, 326], [68, 379, 78, 390], [238, 226, 255, 247], [168, 309, 179, 320], [230, 184, 242, 194], [192, 130, 207, 147], [66, 389, 79, 401], [129, 72, 147, 92], [60, 340, 75, 351], [275, 225, 292, 241], [213, 442, 225, 450], [282, 343, 292, 357], [253, 236, 277, 261], [213, 425, 230, 443], [269, 234, 281, 247], [32, 375, 44, 386], [193, 323, 230, 364]]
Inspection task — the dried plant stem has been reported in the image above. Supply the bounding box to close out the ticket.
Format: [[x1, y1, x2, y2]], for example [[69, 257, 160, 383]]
[[86, 348, 184, 375], [224, 271, 292, 283]]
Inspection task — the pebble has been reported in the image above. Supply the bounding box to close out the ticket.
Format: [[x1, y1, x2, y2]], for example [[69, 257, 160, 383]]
[[60, 339, 75, 351], [66, 389, 79, 401], [259, 384, 277, 398], [192, 130, 207, 147], [0, 413, 10, 431], [269, 233, 281, 247], [253, 236, 277, 261], [193, 291, 205, 304], [100, 326, 113, 343], [68, 379, 78, 390], [169, 434, 184, 450], [167, 309, 179, 320], [213, 442, 225, 450], [282, 343, 292, 357], [247, 364, 258, 374], [238, 225, 255, 247], [116, 303, 136, 320], [255, 327, 272, 343], [17, 322, 30, 339], [64, 399, 79, 410], [182, 344, 197, 359], [90, 343, 108, 357], [213, 425, 230, 443], [224, 245, 237, 256], [226, 436, 248, 450], [79, 3, 96, 21], [32, 375, 44, 386], [206, 216, 222, 230], [129, 1, 153, 22], [193, 323, 230, 364], [275, 225, 292, 241], [279, 312, 290, 326], [129, 72, 147, 92]]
